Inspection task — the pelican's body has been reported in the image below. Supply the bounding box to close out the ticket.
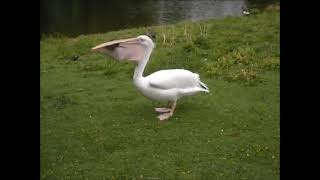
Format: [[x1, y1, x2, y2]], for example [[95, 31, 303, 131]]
[[92, 35, 209, 120], [134, 69, 209, 102]]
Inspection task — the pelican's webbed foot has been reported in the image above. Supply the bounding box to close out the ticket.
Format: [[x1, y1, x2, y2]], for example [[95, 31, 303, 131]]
[[156, 101, 177, 121], [157, 112, 172, 121], [154, 107, 171, 113]]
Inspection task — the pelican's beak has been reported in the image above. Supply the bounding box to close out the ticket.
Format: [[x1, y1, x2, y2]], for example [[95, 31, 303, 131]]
[[91, 37, 139, 52], [91, 37, 146, 62]]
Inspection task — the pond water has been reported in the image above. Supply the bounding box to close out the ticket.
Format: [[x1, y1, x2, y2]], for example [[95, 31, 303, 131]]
[[40, 0, 248, 37]]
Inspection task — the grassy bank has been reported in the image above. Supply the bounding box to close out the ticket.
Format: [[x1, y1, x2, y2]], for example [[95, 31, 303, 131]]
[[41, 10, 279, 179]]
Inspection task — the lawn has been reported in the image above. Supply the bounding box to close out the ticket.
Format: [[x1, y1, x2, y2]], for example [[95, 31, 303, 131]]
[[41, 10, 279, 179]]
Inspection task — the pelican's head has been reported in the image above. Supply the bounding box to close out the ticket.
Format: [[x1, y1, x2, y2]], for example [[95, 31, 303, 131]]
[[136, 35, 155, 49]]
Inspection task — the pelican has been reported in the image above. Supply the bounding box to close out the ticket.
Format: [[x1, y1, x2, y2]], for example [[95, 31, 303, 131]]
[[91, 34, 209, 121]]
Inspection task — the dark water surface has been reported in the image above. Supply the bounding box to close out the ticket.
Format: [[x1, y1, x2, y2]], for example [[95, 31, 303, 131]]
[[40, 0, 248, 37]]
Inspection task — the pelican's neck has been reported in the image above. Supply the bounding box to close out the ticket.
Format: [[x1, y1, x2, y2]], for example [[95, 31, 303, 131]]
[[133, 47, 153, 80]]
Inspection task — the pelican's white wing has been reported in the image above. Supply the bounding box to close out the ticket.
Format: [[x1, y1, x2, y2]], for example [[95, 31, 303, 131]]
[[147, 69, 208, 91]]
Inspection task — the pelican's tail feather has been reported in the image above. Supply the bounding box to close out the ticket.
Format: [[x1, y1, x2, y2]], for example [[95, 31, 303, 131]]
[[199, 81, 210, 93]]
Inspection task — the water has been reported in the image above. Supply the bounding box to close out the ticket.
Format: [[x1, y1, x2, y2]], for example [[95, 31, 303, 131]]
[[40, 0, 248, 37]]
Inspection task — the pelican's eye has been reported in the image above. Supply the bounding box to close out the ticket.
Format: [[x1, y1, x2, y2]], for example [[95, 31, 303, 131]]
[[139, 38, 145, 42]]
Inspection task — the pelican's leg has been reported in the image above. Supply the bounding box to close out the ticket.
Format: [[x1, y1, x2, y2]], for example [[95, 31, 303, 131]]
[[154, 102, 172, 113], [157, 101, 177, 121], [169, 101, 177, 116]]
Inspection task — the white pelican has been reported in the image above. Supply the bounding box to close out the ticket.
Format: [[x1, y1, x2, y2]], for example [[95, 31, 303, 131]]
[[91, 34, 209, 121]]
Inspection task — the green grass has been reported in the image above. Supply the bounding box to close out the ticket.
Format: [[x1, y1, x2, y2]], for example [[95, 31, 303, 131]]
[[41, 10, 279, 179]]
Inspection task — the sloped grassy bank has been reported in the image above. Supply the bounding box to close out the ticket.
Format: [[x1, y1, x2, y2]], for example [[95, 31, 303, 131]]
[[41, 10, 279, 179]]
